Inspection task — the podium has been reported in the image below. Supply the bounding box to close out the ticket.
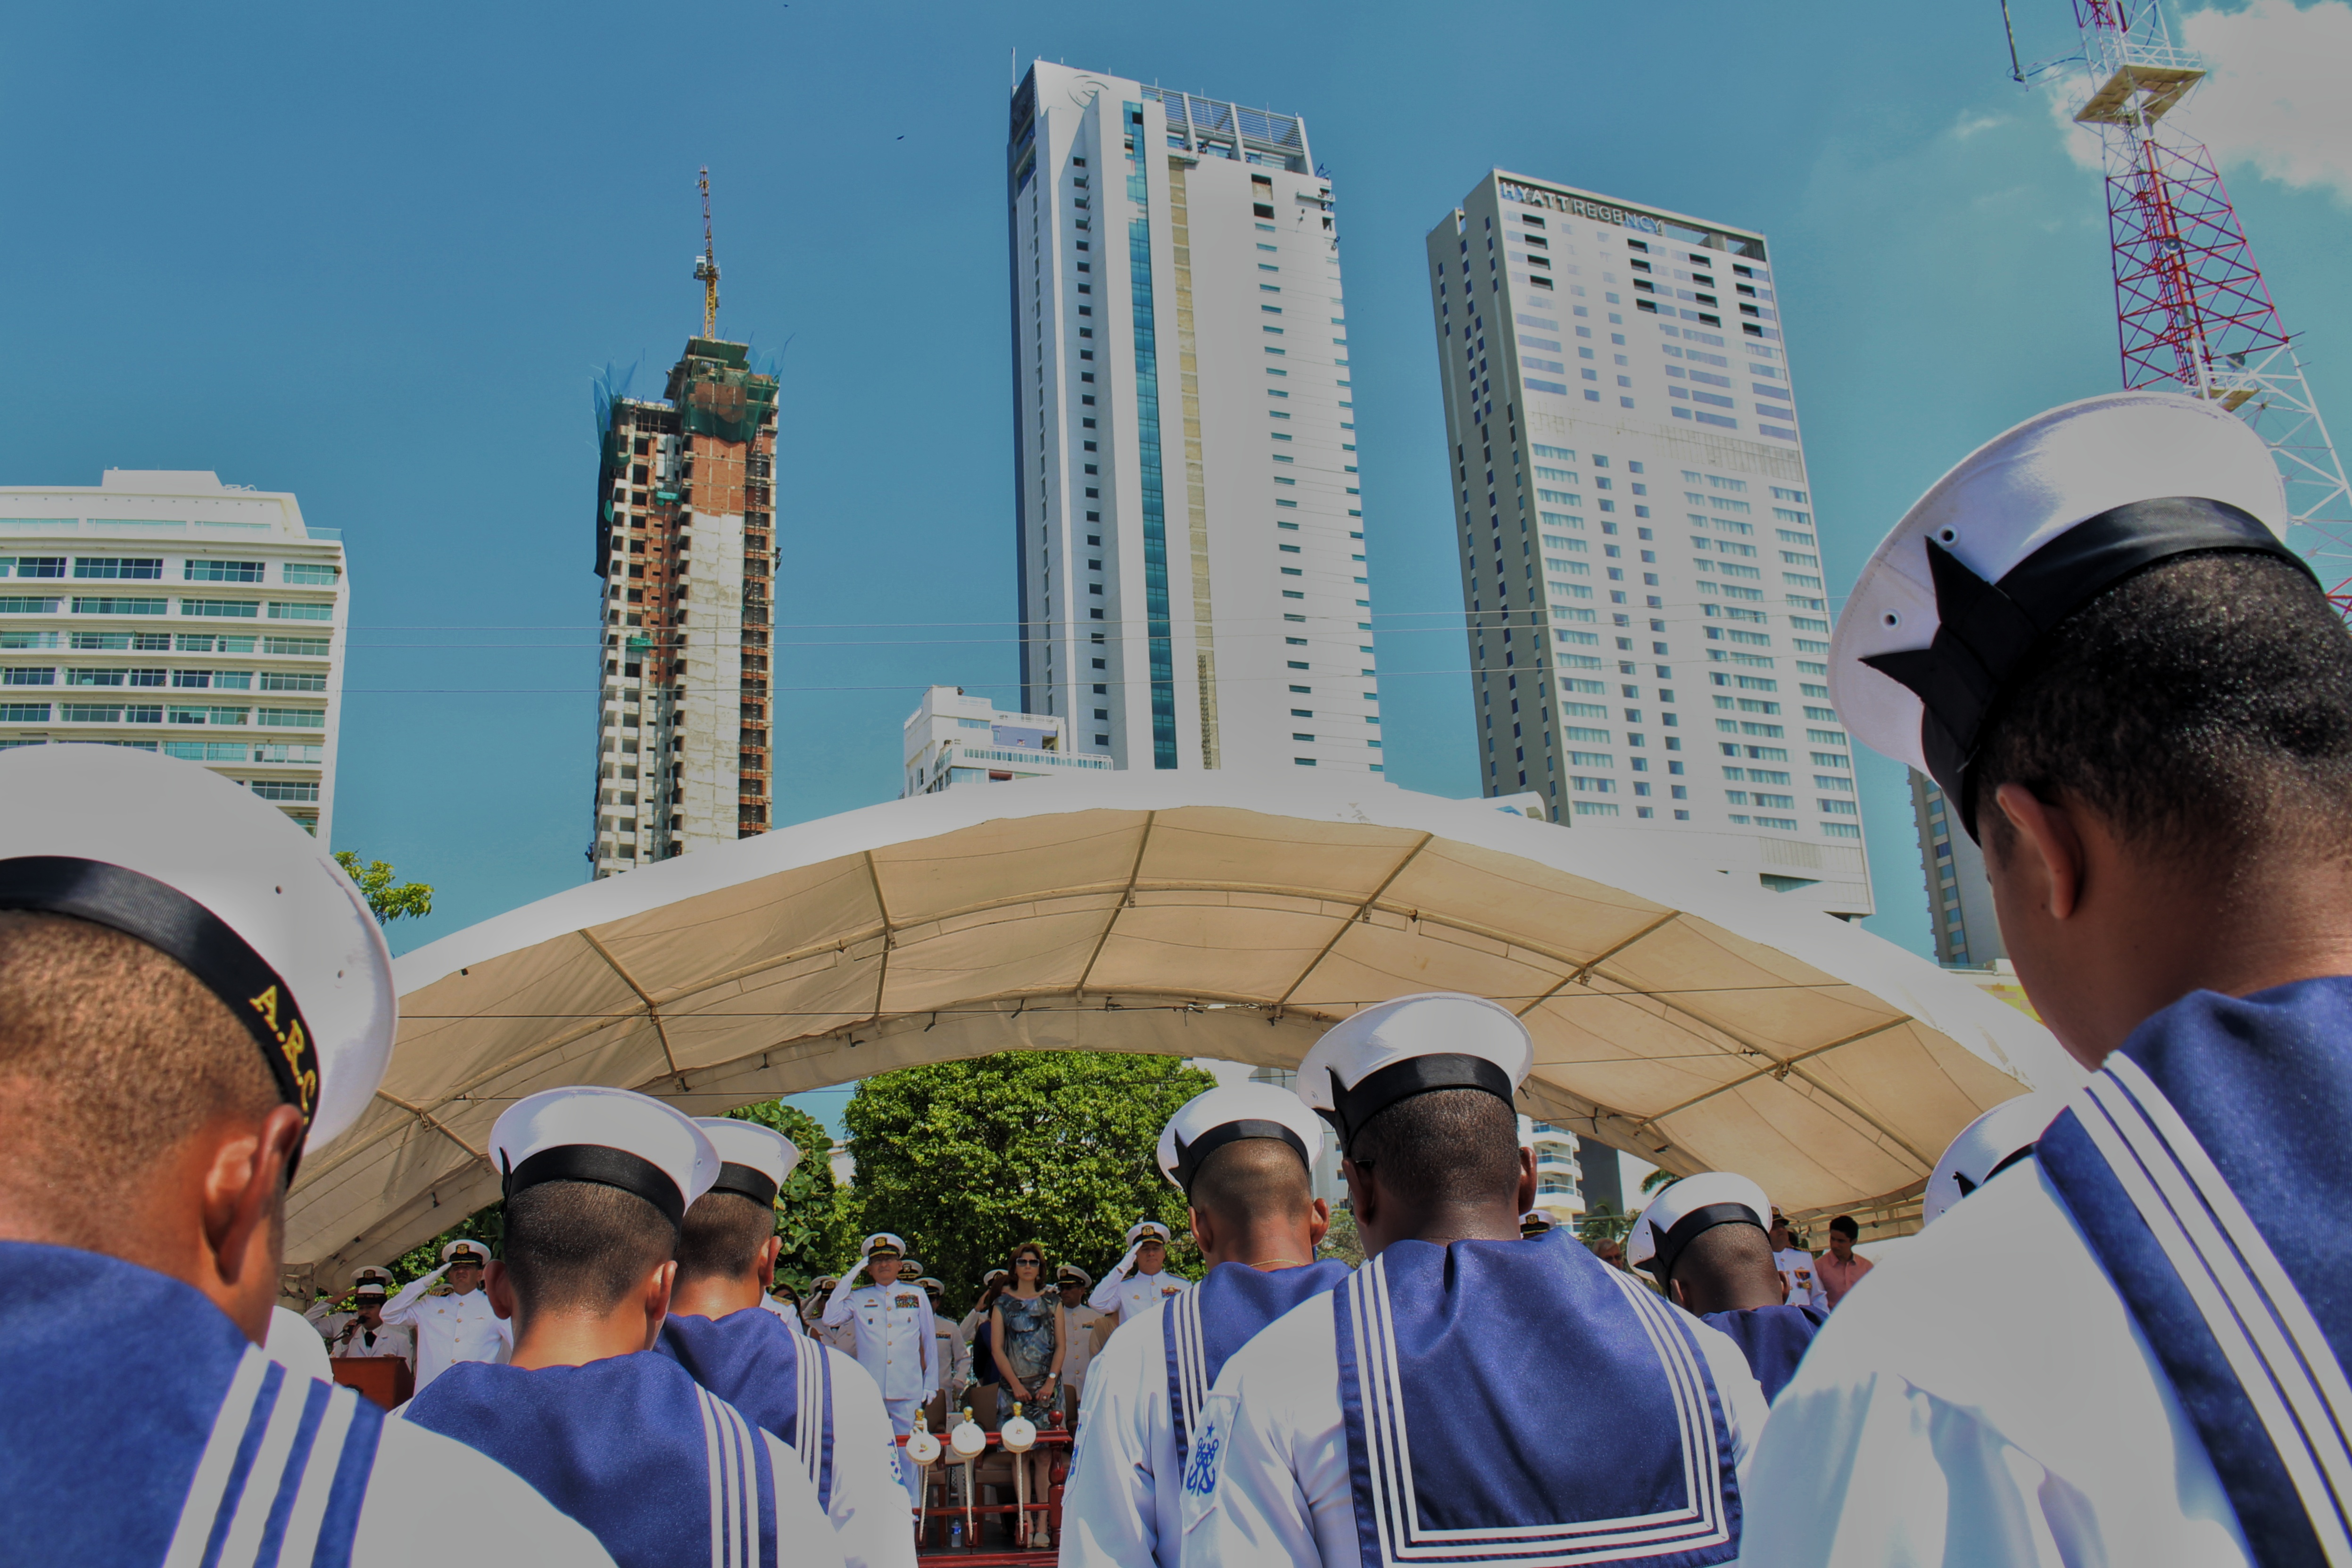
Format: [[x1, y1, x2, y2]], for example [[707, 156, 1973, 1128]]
[[331, 1356, 413, 1410]]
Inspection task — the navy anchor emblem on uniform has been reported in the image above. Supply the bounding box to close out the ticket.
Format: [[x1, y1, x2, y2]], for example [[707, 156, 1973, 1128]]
[[1182, 1416, 1222, 1498]]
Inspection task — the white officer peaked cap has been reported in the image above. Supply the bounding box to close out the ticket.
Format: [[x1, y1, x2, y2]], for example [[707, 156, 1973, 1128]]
[[442, 1239, 491, 1265], [861, 1231, 908, 1259], [1519, 1210, 1556, 1236], [1057, 1263, 1093, 1286], [1156, 1082, 1329, 1194], [353, 1283, 387, 1300], [1627, 1172, 1772, 1284], [692, 1117, 802, 1209], [1124, 1220, 1173, 1247], [916, 1276, 944, 1292], [1295, 991, 1532, 1153], [1924, 1091, 2065, 1226], [492, 1086, 720, 1230], [0, 745, 394, 1167], [1832, 391, 2303, 835], [351, 1265, 395, 1286]]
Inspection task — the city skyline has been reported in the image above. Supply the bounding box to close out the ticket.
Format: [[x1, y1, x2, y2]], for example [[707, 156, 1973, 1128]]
[[8, 1, 2344, 959]]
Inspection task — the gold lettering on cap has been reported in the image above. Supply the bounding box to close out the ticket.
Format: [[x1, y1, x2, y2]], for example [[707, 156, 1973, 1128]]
[[249, 986, 283, 1039]]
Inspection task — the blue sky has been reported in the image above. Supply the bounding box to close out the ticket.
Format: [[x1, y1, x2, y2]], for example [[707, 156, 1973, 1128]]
[[7, 0, 2347, 1015]]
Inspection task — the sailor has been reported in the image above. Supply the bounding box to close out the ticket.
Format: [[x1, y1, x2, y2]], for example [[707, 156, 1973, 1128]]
[[381, 1237, 509, 1392], [1741, 390, 2352, 1567], [655, 1118, 912, 1568], [1629, 1173, 1822, 1402], [1919, 1091, 2064, 1227], [918, 1276, 966, 1429], [1053, 1263, 1108, 1422], [1087, 1220, 1191, 1326], [332, 1281, 417, 1368], [399, 1085, 840, 1568], [764, 1278, 803, 1329], [306, 1262, 397, 1340], [823, 1232, 939, 1509], [1181, 992, 1767, 1567], [807, 1277, 850, 1350], [0, 744, 611, 1565], [1063, 1082, 1349, 1568]]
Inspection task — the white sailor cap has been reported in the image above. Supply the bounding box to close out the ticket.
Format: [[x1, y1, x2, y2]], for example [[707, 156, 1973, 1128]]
[[1124, 1220, 1173, 1247], [1055, 1264, 1093, 1287], [492, 1086, 720, 1230], [1627, 1172, 1772, 1285], [0, 745, 395, 1170], [1294, 991, 1532, 1153], [441, 1239, 491, 1266], [692, 1117, 802, 1210], [860, 1232, 908, 1260], [1156, 1082, 1328, 1195], [979, 1268, 1010, 1287], [1923, 1091, 2065, 1226], [1832, 390, 2304, 837]]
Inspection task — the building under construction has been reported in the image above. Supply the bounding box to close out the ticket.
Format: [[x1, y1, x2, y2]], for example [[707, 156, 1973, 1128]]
[[589, 338, 779, 875]]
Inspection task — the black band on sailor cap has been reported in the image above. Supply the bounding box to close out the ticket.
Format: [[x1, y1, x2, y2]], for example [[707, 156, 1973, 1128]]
[[1323, 1052, 1516, 1156], [1170, 1118, 1312, 1195], [1647, 1200, 1766, 1286], [709, 1161, 780, 1209], [1863, 496, 2312, 838], [503, 1143, 690, 1229], [0, 855, 323, 1170]]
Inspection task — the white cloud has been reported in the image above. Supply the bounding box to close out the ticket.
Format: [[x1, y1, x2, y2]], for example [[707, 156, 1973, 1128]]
[[2048, 1, 2352, 203], [1951, 109, 2009, 141]]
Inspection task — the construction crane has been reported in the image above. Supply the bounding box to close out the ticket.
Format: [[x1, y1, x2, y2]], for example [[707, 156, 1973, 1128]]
[[2017, 1, 2352, 610], [695, 166, 721, 340]]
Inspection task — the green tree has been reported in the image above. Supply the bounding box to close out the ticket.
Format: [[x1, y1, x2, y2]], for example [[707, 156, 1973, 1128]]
[[1316, 1205, 1362, 1269], [1577, 1203, 1638, 1244], [841, 1052, 1215, 1315], [725, 1098, 858, 1293], [1640, 1168, 1678, 1197], [333, 851, 434, 925], [383, 1203, 503, 1290]]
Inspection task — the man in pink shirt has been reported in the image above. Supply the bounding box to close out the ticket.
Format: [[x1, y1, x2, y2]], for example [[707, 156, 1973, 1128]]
[[1814, 1215, 1873, 1309]]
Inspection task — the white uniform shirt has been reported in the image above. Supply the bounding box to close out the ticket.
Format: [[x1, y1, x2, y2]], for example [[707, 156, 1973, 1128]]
[[1774, 1247, 1828, 1311], [1060, 1296, 1185, 1567], [1058, 1302, 1110, 1394], [823, 1275, 938, 1402], [265, 1304, 334, 1384], [333, 1319, 416, 1367], [1088, 1266, 1192, 1327], [380, 1268, 512, 1392], [1181, 1291, 1769, 1568], [1740, 1160, 2253, 1567]]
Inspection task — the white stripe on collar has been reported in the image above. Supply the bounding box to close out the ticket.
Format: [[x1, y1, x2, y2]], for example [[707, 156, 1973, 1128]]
[[2076, 1056, 2352, 1560], [164, 1347, 273, 1568]]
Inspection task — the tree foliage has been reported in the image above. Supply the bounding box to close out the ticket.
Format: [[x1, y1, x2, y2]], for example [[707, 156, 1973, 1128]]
[[333, 851, 434, 925], [1316, 1206, 1362, 1269], [725, 1098, 857, 1293], [841, 1052, 1216, 1315]]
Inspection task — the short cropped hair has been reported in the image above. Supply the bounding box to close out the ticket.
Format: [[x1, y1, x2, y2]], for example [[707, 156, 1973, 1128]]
[[502, 1179, 677, 1316], [1975, 553, 2352, 867], [1348, 1088, 1522, 1206], [1668, 1221, 1780, 1310], [1828, 1214, 1859, 1240], [1190, 1137, 1316, 1231], [0, 912, 278, 1243], [673, 1190, 775, 1285]]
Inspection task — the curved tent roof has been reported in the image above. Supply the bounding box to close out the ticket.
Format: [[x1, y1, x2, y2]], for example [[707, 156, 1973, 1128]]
[[283, 775, 2075, 1290]]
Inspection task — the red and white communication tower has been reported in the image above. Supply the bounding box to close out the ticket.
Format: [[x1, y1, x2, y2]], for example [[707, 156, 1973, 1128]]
[[2054, 0, 2352, 602]]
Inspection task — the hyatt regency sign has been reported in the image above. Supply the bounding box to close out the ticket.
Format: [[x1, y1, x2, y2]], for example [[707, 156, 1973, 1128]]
[[1499, 181, 1666, 236]]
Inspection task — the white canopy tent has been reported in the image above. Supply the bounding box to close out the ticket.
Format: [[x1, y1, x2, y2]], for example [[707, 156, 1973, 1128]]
[[282, 775, 2074, 1294]]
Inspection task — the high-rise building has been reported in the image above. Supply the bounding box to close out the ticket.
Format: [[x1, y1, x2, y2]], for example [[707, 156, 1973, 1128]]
[[901, 684, 1109, 796], [590, 338, 778, 877], [1522, 1116, 1586, 1228], [1007, 62, 1381, 777], [0, 470, 345, 837], [1424, 172, 1871, 917], [1909, 770, 2003, 969]]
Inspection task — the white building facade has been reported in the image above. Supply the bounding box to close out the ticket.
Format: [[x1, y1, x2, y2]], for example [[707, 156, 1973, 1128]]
[[0, 471, 346, 838], [1910, 770, 2003, 968], [1424, 172, 1871, 917], [902, 684, 1109, 795], [1522, 1115, 1586, 1227], [1008, 62, 1381, 778]]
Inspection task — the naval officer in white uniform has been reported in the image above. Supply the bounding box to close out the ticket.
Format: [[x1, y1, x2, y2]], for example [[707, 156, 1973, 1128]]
[[0, 744, 612, 1566], [823, 1232, 939, 1508], [399, 1086, 840, 1568], [381, 1237, 510, 1392], [657, 1117, 913, 1568], [1180, 992, 1767, 1568], [1063, 1082, 1348, 1568], [1087, 1220, 1192, 1327], [1742, 393, 2352, 1565]]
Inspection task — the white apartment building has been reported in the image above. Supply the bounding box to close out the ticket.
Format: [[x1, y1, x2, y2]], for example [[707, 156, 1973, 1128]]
[[1910, 771, 2003, 968], [1424, 172, 1871, 917], [1008, 62, 1380, 777], [1521, 1115, 1587, 1227], [0, 471, 346, 838], [901, 684, 1110, 796]]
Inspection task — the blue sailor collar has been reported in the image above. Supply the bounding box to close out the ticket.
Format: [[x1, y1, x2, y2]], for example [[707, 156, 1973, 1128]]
[[659, 1307, 836, 1510], [0, 1241, 383, 1567], [404, 1349, 779, 1568], [1697, 1303, 1824, 1403], [1333, 1228, 1739, 1568], [2038, 975, 2352, 1565], [1166, 1258, 1352, 1467]]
